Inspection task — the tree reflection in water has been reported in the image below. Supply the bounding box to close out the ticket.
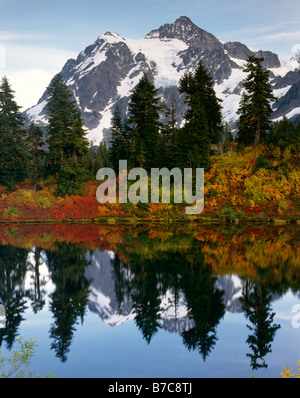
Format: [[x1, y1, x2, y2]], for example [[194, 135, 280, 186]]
[[0, 223, 298, 368]]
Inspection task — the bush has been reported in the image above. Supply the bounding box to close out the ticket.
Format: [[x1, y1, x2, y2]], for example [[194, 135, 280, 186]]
[[4, 207, 22, 218], [254, 154, 270, 171], [0, 336, 56, 378]]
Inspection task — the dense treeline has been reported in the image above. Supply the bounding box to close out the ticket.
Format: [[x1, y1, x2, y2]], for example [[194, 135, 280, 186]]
[[0, 56, 299, 197], [105, 56, 300, 175]]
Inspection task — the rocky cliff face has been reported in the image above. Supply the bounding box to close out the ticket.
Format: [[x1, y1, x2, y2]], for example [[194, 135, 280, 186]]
[[23, 16, 300, 144]]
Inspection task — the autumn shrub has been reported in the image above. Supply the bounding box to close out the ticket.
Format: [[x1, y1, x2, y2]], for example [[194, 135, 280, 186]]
[[254, 153, 271, 171], [281, 361, 300, 378], [4, 207, 22, 218], [12, 189, 35, 207], [203, 145, 300, 217]]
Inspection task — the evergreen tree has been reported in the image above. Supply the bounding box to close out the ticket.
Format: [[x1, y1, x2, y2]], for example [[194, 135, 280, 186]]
[[178, 100, 211, 170], [0, 244, 29, 349], [179, 61, 223, 145], [26, 123, 45, 191], [94, 141, 110, 173], [127, 73, 162, 171], [237, 56, 277, 147], [0, 76, 28, 188], [241, 281, 280, 370], [45, 74, 91, 195], [178, 62, 222, 170], [222, 122, 234, 154], [265, 117, 300, 152], [46, 243, 91, 362], [109, 105, 127, 172], [159, 92, 181, 168]]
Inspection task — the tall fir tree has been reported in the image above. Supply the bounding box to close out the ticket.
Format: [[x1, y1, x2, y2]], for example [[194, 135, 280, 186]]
[[127, 73, 162, 171], [179, 61, 223, 145], [0, 76, 28, 188], [45, 74, 91, 195], [236, 56, 277, 147], [178, 61, 222, 170]]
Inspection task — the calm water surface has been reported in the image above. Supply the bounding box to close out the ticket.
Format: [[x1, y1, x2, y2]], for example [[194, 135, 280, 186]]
[[0, 223, 299, 378]]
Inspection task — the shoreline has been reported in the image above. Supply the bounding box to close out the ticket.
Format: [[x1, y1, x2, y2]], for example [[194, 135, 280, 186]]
[[0, 215, 298, 225]]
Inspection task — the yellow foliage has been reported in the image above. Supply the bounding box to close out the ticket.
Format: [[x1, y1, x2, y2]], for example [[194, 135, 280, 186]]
[[204, 145, 300, 217], [281, 361, 300, 378]]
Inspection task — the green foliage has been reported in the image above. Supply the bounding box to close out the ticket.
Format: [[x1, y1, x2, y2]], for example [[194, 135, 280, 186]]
[[237, 56, 277, 147], [26, 123, 45, 189], [266, 117, 300, 152], [156, 92, 181, 169], [109, 105, 129, 172], [46, 74, 91, 196], [0, 336, 56, 378], [178, 61, 223, 170], [127, 73, 162, 171], [94, 141, 110, 173], [254, 153, 271, 171], [222, 123, 234, 154], [0, 77, 28, 188], [4, 207, 22, 218], [179, 61, 223, 145], [218, 206, 246, 222]]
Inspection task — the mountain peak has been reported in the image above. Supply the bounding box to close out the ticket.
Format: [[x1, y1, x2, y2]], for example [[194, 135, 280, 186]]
[[24, 17, 300, 143], [145, 16, 198, 39], [145, 16, 222, 52], [174, 16, 195, 26]]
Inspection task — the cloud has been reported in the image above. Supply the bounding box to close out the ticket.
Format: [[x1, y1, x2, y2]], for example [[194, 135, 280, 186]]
[[3, 42, 77, 71], [258, 30, 300, 44], [6, 69, 53, 110], [0, 40, 77, 109]]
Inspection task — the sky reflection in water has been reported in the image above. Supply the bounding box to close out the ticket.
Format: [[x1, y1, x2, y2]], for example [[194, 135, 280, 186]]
[[0, 223, 299, 378]]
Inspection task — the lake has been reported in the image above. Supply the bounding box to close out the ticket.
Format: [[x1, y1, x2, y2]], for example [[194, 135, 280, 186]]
[[0, 222, 299, 379]]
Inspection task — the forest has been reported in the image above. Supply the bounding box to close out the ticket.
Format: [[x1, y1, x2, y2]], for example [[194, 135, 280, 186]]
[[0, 56, 299, 222]]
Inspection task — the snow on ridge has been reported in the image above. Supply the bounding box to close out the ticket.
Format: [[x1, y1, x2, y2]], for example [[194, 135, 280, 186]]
[[215, 66, 246, 124], [285, 106, 300, 119], [124, 37, 188, 87], [26, 100, 47, 121]]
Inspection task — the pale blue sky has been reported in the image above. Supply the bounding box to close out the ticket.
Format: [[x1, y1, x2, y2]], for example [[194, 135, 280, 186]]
[[1, 0, 300, 109]]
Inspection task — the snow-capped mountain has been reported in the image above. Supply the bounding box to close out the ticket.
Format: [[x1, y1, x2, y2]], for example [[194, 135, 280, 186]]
[[83, 248, 245, 332], [23, 16, 300, 144]]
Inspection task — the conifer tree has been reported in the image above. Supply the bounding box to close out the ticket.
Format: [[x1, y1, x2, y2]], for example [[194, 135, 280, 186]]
[[265, 116, 300, 152], [94, 141, 110, 173], [178, 99, 211, 170], [0, 76, 27, 188], [237, 56, 277, 147], [179, 61, 223, 145], [159, 92, 181, 169], [127, 73, 162, 171], [109, 105, 128, 172], [26, 123, 45, 191], [45, 74, 91, 195], [178, 62, 220, 170], [222, 123, 234, 154]]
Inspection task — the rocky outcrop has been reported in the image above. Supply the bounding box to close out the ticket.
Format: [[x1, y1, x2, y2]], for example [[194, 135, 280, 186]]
[[23, 16, 300, 143]]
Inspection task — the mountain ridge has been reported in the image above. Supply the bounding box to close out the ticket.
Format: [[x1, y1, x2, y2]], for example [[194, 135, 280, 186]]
[[23, 16, 300, 144]]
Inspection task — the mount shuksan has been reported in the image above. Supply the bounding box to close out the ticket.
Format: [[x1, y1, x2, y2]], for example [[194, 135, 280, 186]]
[[24, 16, 300, 144]]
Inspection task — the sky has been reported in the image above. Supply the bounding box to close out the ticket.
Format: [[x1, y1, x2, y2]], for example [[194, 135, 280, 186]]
[[1, 0, 300, 110]]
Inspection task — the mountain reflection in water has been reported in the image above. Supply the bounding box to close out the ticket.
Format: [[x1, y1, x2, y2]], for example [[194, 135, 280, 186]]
[[0, 223, 299, 374]]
